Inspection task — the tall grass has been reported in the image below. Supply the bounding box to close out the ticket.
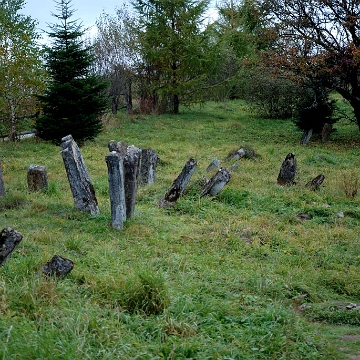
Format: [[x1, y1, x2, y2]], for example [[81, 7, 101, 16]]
[[0, 100, 360, 358]]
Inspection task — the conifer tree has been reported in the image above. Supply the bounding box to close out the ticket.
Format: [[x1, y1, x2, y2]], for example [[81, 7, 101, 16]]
[[36, 0, 107, 144]]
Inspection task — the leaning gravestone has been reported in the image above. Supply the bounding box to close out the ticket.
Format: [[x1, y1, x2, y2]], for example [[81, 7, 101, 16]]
[[0, 161, 5, 196], [105, 151, 126, 229], [60, 135, 99, 215], [200, 167, 231, 197], [27, 164, 48, 192], [0, 227, 23, 266], [158, 158, 197, 208], [41, 254, 74, 278], [305, 174, 325, 191], [206, 158, 220, 172], [321, 123, 332, 142], [140, 148, 158, 185], [277, 153, 297, 186], [300, 129, 313, 145]]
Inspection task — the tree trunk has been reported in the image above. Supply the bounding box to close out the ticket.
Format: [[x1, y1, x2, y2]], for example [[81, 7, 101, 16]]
[[0, 227, 23, 266], [60, 135, 99, 215], [105, 151, 126, 229], [173, 94, 179, 114], [158, 158, 197, 208]]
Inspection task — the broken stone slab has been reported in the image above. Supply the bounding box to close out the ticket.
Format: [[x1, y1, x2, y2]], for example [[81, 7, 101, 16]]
[[27, 164, 48, 192], [105, 151, 126, 230], [200, 167, 231, 197], [60, 135, 99, 215], [158, 158, 197, 208], [277, 153, 296, 186], [0, 227, 23, 266], [0, 161, 5, 196], [206, 158, 220, 172], [41, 254, 74, 278], [226, 149, 245, 161], [123, 145, 142, 219], [305, 174, 325, 191], [140, 148, 159, 185], [108, 140, 128, 158]]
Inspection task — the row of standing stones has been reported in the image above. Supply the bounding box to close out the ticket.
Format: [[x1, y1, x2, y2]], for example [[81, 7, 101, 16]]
[[0, 135, 324, 277]]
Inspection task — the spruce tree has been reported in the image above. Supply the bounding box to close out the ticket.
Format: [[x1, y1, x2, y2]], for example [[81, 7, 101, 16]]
[[36, 0, 107, 144]]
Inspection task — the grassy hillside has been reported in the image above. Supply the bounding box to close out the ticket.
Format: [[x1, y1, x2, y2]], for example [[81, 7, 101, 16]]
[[1, 100, 360, 359]]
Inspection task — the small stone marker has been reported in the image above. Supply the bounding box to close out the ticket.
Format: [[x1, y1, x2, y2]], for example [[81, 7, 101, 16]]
[[321, 123, 332, 142], [277, 153, 296, 186], [27, 164, 48, 192], [41, 254, 74, 278], [105, 151, 126, 229], [60, 135, 99, 215], [140, 148, 158, 185], [0, 227, 23, 266], [123, 145, 142, 219], [206, 158, 220, 172], [158, 158, 197, 208], [108, 140, 127, 158], [305, 174, 325, 191], [0, 161, 5, 196], [300, 129, 313, 145], [200, 167, 231, 197]]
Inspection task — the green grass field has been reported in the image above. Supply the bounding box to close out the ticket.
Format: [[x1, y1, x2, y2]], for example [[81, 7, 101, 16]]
[[1, 100, 360, 359]]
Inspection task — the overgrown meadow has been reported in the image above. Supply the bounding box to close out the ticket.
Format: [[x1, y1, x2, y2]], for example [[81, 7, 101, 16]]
[[1, 100, 360, 359]]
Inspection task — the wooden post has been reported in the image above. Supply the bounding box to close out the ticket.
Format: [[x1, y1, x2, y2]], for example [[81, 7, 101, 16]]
[[200, 167, 231, 197], [27, 164, 48, 192], [105, 151, 126, 229], [158, 158, 197, 208], [0, 227, 23, 266], [0, 161, 5, 196], [277, 153, 296, 186], [123, 145, 142, 219], [140, 148, 158, 185], [60, 135, 99, 215]]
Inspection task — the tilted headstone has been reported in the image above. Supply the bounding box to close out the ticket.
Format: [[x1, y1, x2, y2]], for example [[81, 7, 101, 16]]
[[140, 148, 158, 185], [305, 174, 325, 191], [41, 254, 74, 278], [200, 167, 231, 197], [105, 151, 126, 229], [108, 140, 127, 158], [206, 158, 220, 172], [0, 227, 23, 266], [158, 158, 197, 208], [277, 153, 297, 186], [0, 161, 5, 196], [27, 164, 48, 192], [123, 145, 142, 219], [60, 135, 99, 215], [300, 129, 313, 145]]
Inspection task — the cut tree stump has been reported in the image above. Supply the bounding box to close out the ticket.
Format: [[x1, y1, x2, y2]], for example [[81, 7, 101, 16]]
[[41, 254, 74, 278], [305, 174, 325, 191], [200, 167, 231, 197], [105, 151, 126, 229], [0, 161, 5, 196], [140, 148, 158, 185], [277, 153, 297, 186], [0, 227, 23, 266], [27, 164, 48, 192], [158, 158, 197, 208], [60, 135, 99, 215]]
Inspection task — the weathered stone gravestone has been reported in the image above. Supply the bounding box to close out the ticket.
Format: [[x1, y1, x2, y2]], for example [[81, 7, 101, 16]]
[[105, 151, 126, 229], [277, 153, 297, 186], [321, 123, 332, 142], [41, 254, 74, 278], [27, 164, 48, 192], [0, 227, 23, 266], [0, 161, 5, 196], [108, 140, 127, 158], [60, 135, 99, 215], [200, 167, 231, 197], [300, 129, 313, 145], [206, 158, 220, 172], [158, 158, 197, 208], [226, 148, 245, 161], [305, 174, 325, 191], [140, 148, 158, 185]]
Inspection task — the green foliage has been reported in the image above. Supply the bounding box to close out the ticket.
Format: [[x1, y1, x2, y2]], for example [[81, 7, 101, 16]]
[[36, 0, 107, 144]]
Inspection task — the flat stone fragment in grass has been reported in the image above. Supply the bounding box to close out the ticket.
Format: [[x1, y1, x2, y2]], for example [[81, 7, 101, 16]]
[[27, 164, 48, 192], [0, 161, 5, 196], [60, 135, 99, 215], [277, 153, 296, 186], [0, 227, 23, 266], [105, 151, 126, 230], [305, 174, 325, 191], [200, 167, 231, 197], [158, 158, 197, 208], [41, 254, 74, 278]]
